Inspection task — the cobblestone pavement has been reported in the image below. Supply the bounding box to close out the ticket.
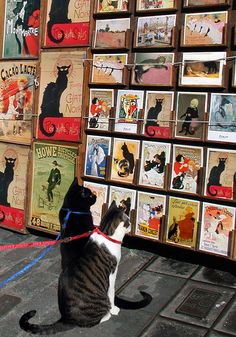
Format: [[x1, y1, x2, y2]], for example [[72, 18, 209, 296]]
[[0, 227, 236, 337]]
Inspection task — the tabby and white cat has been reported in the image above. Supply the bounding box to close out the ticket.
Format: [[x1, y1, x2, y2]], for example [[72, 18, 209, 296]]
[[19, 179, 152, 334]]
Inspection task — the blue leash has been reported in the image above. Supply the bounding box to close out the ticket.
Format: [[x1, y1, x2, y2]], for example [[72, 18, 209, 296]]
[[0, 209, 90, 289]]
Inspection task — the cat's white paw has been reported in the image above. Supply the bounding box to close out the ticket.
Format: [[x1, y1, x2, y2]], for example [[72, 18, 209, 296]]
[[100, 312, 111, 323], [110, 306, 120, 315]]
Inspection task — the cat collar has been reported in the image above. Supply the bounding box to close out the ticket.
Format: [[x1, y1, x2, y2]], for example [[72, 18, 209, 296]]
[[92, 227, 122, 245], [61, 208, 91, 230]]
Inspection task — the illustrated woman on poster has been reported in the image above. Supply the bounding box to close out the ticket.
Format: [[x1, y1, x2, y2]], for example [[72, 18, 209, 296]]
[[89, 143, 105, 176]]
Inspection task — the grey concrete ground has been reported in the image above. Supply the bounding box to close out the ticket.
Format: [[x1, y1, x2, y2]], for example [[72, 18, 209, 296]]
[[0, 227, 236, 337]]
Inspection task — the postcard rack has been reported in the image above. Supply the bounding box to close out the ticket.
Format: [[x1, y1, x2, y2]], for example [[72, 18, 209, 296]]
[[0, 0, 235, 263]]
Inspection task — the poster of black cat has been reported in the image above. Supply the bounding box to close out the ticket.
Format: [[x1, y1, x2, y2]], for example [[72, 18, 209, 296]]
[[204, 148, 236, 201], [170, 144, 203, 195], [84, 135, 111, 179], [36, 50, 85, 141], [207, 93, 236, 144], [110, 138, 140, 184], [0, 143, 30, 233], [29, 142, 77, 234], [108, 185, 136, 217], [180, 52, 226, 87], [2, 0, 40, 58], [139, 140, 171, 189], [143, 90, 174, 139], [114, 90, 144, 134], [44, 0, 90, 47], [0, 60, 37, 145], [135, 191, 166, 241], [175, 92, 207, 141], [199, 202, 236, 257], [131, 53, 174, 86]]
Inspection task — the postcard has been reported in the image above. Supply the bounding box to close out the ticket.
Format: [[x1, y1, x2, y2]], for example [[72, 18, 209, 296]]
[[170, 144, 203, 195], [204, 148, 236, 201], [36, 50, 85, 142], [139, 141, 171, 189], [28, 142, 78, 234], [110, 138, 140, 184], [135, 191, 166, 241], [132, 53, 174, 86], [199, 202, 235, 257], [207, 93, 236, 143], [96, 0, 129, 13], [184, 0, 226, 6], [94, 18, 130, 49], [2, 0, 40, 58], [136, 0, 175, 11], [88, 89, 114, 131], [135, 15, 176, 48], [143, 91, 174, 138], [0, 143, 30, 233], [91, 54, 127, 84], [183, 12, 227, 46], [83, 181, 108, 226], [114, 90, 144, 134], [180, 52, 226, 87], [0, 60, 37, 145], [175, 92, 207, 140], [108, 185, 136, 217], [84, 135, 111, 179], [165, 196, 200, 248], [44, 0, 90, 47]]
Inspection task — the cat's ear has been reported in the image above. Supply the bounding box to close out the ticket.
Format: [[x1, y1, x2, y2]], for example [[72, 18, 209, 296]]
[[109, 200, 117, 210]]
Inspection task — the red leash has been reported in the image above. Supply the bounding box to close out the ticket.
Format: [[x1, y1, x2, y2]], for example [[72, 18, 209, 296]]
[[0, 228, 122, 251]]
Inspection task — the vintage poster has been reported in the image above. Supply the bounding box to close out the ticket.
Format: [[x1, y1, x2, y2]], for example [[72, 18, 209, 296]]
[[29, 142, 77, 234], [88, 89, 114, 131], [114, 90, 144, 134], [170, 144, 203, 195], [183, 12, 227, 46], [180, 52, 226, 87], [199, 202, 235, 256], [204, 148, 236, 201], [84, 135, 111, 179], [165, 196, 200, 248], [136, 0, 175, 11], [175, 92, 207, 140], [2, 0, 40, 58], [135, 191, 166, 241], [207, 93, 236, 143], [91, 54, 128, 84], [96, 0, 129, 13], [184, 0, 226, 6], [94, 18, 130, 49], [44, 0, 90, 47], [0, 143, 30, 233], [143, 90, 174, 138], [110, 138, 140, 184], [135, 15, 176, 48], [83, 181, 108, 226], [108, 185, 136, 217], [0, 60, 37, 145], [132, 53, 174, 86], [139, 141, 171, 189], [36, 50, 85, 142]]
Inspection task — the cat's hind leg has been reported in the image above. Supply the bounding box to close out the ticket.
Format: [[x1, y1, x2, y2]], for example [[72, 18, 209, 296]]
[[108, 269, 120, 316]]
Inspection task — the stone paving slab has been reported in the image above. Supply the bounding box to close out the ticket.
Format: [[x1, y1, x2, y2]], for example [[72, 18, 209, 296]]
[[146, 256, 199, 278], [213, 296, 236, 336], [138, 316, 207, 337], [160, 280, 235, 328], [206, 332, 233, 337], [192, 267, 236, 289]]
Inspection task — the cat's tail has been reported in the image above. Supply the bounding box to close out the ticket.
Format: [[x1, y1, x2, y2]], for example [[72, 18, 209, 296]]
[[115, 291, 152, 310], [19, 310, 75, 335], [145, 123, 156, 137], [39, 114, 57, 137], [47, 22, 65, 44], [207, 183, 217, 196], [0, 209, 5, 222]]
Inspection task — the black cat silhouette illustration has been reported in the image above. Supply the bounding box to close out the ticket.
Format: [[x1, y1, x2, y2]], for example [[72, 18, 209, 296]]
[[0, 157, 16, 207], [40, 65, 71, 137], [134, 56, 168, 84], [47, 0, 71, 44], [207, 157, 227, 196], [172, 173, 186, 190], [144, 151, 166, 174], [145, 98, 164, 136]]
